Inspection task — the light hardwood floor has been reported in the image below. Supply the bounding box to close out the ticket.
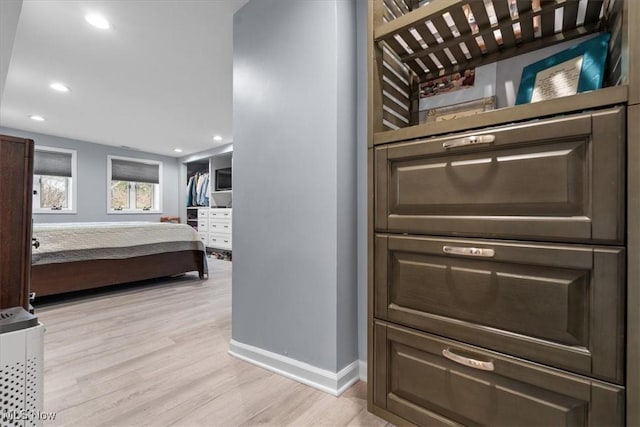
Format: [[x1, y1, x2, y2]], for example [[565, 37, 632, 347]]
[[34, 258, 390, 427]]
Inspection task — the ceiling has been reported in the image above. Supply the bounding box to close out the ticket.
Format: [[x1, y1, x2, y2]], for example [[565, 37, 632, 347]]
[[0, 0, 249, 157]]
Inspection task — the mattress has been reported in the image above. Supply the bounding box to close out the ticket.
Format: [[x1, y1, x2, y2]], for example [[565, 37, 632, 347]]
[[32, 222, 206, 268]]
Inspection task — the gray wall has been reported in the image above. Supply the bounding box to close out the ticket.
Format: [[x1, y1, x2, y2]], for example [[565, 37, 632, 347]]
[[355, 0, 368, 366], [232, 0, 358, 372], [336, 0, 358, 371], [0, 126, 180, 223]]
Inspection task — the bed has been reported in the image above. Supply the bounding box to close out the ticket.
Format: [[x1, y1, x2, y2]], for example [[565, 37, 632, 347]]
[[31, 222, 207, 297]]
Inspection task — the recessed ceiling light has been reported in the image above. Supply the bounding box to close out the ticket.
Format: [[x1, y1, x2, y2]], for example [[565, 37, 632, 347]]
[[50, 82, 70, 92], [213, 135, 223, 141], [85, 13, 110, 30], [29, 115, 45, 121], [174, 148, 183, 153]]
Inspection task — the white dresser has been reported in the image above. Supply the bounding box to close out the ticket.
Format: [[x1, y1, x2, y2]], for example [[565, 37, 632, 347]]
[[195, 208, 232, 251]]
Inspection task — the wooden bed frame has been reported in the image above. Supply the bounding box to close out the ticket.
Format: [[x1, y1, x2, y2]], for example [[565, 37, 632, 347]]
[[31, 250, 206, 297]]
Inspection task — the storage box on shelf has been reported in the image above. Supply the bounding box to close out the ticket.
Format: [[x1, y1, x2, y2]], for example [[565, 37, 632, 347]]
[[368, 0, 639, 425]]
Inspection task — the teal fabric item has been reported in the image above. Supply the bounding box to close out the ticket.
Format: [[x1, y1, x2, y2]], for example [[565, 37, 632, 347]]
[[515, 32, 610, 105]]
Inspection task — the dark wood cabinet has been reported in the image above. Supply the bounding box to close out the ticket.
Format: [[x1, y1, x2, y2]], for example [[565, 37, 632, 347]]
[[0, 135, 34, 310], [375, 107, 625, 244], [374, 321, 625, 427], [375, 233, 625, 384], [368, 1, 639, 423], [370, 110, 628, 422]]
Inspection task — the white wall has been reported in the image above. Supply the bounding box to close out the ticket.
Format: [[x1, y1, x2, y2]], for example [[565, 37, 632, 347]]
[[0, 126, 180, 223], [232, 0, 358, 380], [0, 0, 22, 102]]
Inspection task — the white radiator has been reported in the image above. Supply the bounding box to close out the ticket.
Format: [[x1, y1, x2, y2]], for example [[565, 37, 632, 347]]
[[0, 308, 44, 427]]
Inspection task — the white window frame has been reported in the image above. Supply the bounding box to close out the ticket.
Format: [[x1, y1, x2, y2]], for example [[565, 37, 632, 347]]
[[107, 155, 163, 214], [33, 145, 77, 214]]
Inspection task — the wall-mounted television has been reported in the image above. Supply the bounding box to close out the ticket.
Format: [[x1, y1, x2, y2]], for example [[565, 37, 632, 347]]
[[215, 167, 232, 191]]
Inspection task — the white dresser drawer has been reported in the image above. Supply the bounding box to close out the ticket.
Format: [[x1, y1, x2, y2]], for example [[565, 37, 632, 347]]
[[197, 232, 208, 246], [209, 233, 232, 250], [209, 208, 232, 220], [197, 219, 209, 231], [197, 208, 209, 218], [209, 220, 231, 234]]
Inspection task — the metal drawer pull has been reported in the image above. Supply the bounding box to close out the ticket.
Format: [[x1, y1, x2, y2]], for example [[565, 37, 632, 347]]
[[442, 246, 495, 257], [442, 349, 495, 371], [443, 134, 495, 149]]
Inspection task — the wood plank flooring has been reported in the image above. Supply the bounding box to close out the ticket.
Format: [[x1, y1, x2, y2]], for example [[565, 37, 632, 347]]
[[34, 258, 390, 427]]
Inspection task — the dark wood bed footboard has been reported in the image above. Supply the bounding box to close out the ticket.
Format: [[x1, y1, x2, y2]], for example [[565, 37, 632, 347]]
[[31, 250, 206, 297]]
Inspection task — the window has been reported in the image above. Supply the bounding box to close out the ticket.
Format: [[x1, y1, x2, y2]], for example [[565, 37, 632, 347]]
[[33, 146, 77, 213], [107, 156, 162, 213]]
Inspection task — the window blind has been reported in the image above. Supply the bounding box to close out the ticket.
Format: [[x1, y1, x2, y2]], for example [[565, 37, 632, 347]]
[[34, 150, 73, 177], [111, 159, 160, 184]]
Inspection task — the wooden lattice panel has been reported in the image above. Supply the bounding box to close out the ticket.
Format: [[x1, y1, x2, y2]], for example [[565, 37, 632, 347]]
[[377, 0, 607, 82], [381, 43, 413, 130], [605, 0, 624, 86]]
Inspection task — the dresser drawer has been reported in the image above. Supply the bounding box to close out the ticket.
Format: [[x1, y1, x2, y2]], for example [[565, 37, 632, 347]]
[[197, 219, 209, 231], [197, 232, 208, 246], [375, 107, 625, 244], [209, 233, 231, 250], [209, 219, 231, 234], [375, 234, 624, 384], [209, 208, 232, 220], [373, 321, 624, 427], [197, 208, 209, 218]]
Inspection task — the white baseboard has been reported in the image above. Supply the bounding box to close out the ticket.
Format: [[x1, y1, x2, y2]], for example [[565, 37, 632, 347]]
[[359, 360, 367, 382], [229, 339, 360, 396]]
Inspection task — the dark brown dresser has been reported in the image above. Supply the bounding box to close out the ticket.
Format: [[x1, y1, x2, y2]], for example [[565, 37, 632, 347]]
[[367, 0, 639, 425], [371, 108, 625, 426], [0, 135, 34, 310]]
